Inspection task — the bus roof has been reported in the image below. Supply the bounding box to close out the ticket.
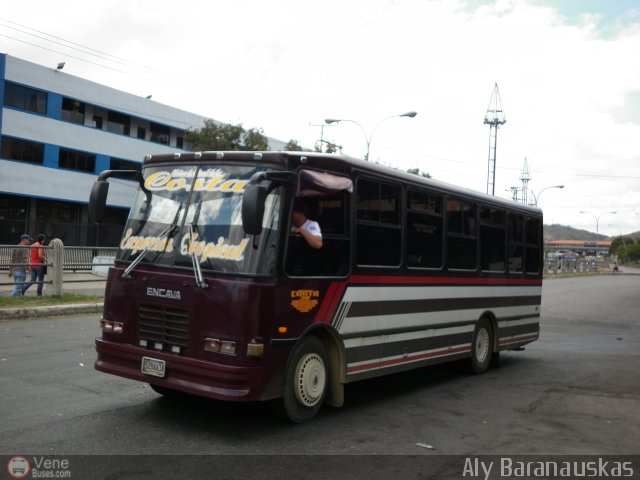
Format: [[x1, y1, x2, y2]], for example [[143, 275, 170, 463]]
[[143, 151, 542, 216]]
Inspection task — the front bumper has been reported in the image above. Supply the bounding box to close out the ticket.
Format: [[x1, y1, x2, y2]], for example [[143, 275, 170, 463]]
[[95, 338, 266, 401]]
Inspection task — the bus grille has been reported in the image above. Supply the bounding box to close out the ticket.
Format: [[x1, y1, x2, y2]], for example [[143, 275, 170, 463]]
[[139, 304, 190, 348]]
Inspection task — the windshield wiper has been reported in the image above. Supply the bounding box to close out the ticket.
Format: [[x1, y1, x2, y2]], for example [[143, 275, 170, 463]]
[[188, 222, 208, 289], [186, 199, 207, 288], [122, 203, 183, 278]]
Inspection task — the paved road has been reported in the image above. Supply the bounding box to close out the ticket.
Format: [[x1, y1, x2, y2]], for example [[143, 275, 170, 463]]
[[0, 275, 638, 475]]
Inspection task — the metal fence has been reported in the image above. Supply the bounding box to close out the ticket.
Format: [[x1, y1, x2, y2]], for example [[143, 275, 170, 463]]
[[1, 239, 117, 296], [0, 244, 117, 272]]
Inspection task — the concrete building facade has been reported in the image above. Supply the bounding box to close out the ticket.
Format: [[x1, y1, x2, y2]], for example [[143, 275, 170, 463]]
[[0, 54, 284, 246]]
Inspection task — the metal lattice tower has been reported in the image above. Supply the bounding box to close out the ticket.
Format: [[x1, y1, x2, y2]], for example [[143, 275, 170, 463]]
[[520, 157, 531, 205], [484, 83, 506, 196]]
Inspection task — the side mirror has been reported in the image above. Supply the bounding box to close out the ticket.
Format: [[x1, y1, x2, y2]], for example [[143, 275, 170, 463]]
[[89, 180, 109, 223], [242, 184, 267, 235]]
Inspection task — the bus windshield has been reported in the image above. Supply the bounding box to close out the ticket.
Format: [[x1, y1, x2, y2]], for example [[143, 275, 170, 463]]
[[117, 164, 281, 275]]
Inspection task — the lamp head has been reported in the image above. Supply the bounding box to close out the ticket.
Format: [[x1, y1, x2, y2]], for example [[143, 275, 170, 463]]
[[56, 62, 65, 70], [324, 118, 340, 124], [401, 111, 418, 118]]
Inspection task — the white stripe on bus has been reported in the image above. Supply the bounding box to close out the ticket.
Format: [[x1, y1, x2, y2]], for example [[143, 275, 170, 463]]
[[338, 305, 539, 335], [342, 285, 542, 303]]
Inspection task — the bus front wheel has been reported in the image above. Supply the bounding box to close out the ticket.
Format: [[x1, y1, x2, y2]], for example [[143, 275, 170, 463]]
[[470, 318, 493, 374], [279, 336, 328, 423]]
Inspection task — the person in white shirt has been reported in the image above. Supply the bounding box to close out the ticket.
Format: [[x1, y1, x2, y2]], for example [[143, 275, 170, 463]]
[[291, 201, 322, 250]]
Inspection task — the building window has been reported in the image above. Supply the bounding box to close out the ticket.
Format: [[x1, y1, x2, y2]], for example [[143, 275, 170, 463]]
[[137, 126, 146, 139], [59, 148, 96, 173], [0, 194, 29, 221], [36, 199, 81, 224], [3, 82, 47, 114], [176, 136, 184, 149], [149, 122, 170, 145], [1, 136, 44, 165], [110, 158, 141, 171], [61, 98, 85, 124], [93, 115, 103, 129], [107, 111, 131, 135]]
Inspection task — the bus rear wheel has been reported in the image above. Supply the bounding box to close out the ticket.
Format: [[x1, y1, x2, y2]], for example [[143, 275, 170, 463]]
[[279, 336, 328, 423], [470, 318, 493, 374]]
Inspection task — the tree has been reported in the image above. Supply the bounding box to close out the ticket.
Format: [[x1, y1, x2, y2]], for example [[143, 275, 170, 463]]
[[314, 141, 339, 154], [185, 119, 269, 151], [610, 235, 640, 263], [407, 168, 432, 178], [283, 139, 304, 151], [243, 127, 269, 150]]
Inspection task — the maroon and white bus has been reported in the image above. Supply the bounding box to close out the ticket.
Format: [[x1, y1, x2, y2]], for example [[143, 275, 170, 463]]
[[89, 151, 543, 423]]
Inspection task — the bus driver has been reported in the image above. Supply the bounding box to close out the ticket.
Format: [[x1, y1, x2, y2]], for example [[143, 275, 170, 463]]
[[291, 201, 322, 250]]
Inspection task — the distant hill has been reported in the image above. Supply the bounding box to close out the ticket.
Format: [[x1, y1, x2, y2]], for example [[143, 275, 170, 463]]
[[544, 224, 609, 241]]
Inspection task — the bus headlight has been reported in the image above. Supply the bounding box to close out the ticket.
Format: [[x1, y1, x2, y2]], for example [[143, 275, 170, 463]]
[[204, 337, 237, 355], [100, 319, 124, 334]]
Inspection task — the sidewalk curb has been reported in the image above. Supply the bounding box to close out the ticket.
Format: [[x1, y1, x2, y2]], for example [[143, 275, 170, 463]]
[[0, 303, 103, 320]]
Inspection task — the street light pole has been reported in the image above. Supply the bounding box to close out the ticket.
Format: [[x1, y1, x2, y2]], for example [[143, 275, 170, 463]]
[[325, 111, 417, 161], [579, 210, 617, 235], [530, 185, 564, 206]]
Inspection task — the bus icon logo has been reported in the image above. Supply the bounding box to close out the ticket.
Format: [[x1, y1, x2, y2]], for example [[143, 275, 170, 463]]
[[7, 456, 30, 479]]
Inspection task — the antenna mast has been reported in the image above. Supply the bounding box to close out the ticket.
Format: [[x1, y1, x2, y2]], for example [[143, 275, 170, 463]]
[[484, 83, 506, 195], [520, 157, 531, 205]]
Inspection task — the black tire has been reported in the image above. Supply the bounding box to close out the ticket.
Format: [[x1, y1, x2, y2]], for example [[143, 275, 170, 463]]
[[469, 318, 493, 374], [278, 336, 328, 423]]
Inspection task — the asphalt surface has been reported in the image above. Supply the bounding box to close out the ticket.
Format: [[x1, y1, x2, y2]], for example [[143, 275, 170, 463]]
[[0, 273, 639, 478]]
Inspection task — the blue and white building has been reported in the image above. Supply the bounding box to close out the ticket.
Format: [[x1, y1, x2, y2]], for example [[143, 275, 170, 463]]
[[0, 54, 284, 246]]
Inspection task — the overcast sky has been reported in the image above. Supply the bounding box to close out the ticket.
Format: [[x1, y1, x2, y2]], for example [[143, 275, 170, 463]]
[[2, 0, 640, 237]]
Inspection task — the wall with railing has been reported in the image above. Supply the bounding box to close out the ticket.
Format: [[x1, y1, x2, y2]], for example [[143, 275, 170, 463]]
[[1, 239, 117, 295]]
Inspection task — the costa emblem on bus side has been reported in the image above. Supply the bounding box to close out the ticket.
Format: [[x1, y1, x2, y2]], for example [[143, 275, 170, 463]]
[[290, 289, 320, 313]]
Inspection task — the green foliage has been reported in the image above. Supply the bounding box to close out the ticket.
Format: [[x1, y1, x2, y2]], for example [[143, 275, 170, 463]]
[[283, 139, 304, 151], [313, 141, 339, 153], [0, 293, 103, 308], [407, 168, 432, 178], [185, 119, 269, 151], [610, 236, 640, 263]]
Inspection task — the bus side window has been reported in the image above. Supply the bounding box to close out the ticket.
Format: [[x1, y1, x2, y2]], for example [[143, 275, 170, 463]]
[[286, 193, 350, 277]]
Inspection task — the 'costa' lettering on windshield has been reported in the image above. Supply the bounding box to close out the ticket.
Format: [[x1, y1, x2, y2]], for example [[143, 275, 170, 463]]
[[144, 170, 248, 193]]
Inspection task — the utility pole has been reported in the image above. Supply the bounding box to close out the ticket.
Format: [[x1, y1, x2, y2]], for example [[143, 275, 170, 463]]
[[484, 83, 506, 196]]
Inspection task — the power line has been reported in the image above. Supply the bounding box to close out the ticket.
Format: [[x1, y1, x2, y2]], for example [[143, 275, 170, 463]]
[[0, 17, 155, 73], [0, 33, 129, 75]]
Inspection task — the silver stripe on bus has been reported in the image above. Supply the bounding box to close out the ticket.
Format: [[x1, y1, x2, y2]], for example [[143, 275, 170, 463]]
[[343, 324, 475, 349], [338, 305, 540, 335], [342, 285, 542, 303]]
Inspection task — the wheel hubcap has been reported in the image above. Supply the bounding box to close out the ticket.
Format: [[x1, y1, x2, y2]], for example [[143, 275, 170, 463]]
[[476, 328, 490, 363], [294, 353, 326, 407]]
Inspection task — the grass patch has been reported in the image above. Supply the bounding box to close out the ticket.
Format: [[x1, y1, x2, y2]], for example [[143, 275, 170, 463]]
[[0, 294, 103, 308]]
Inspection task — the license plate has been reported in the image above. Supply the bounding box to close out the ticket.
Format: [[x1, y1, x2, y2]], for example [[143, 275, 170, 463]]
[[141, 357, 166, 378]]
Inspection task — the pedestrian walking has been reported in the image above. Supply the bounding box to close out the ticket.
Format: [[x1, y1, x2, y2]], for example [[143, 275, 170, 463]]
[[27, 234, 47, 296], [8, 234, 32, 297]]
